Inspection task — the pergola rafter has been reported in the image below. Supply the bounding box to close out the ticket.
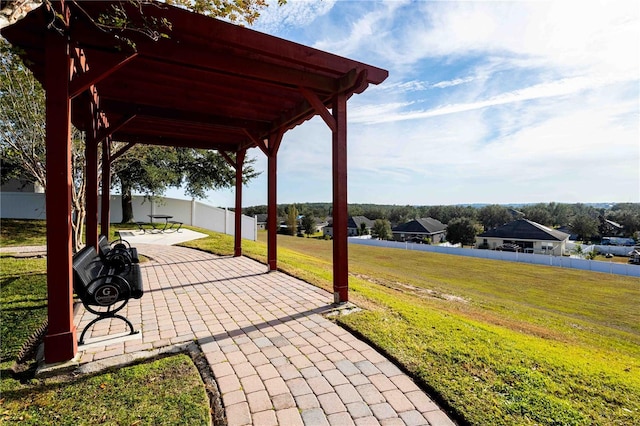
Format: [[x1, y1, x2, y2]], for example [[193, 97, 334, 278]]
[[2, 0, 387, 363]]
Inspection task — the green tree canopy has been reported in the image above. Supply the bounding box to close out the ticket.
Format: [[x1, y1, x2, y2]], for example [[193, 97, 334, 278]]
[[371, 219, 392, 240], [570, 214, 599, 242], [1, 41, 88, 248], [478, 204, 512, 230], [285, 204, 298, 236], [446, 217, 479, 246], [521, 204, 553, 226], [301, 215, 316, 236], [608, 204, 640, 237]]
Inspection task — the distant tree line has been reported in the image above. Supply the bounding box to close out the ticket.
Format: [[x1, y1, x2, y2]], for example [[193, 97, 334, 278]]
[[244, 202, 640, 243]]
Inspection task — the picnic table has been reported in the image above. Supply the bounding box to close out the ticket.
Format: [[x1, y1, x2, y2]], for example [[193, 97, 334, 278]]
[[143, 215, 183, 233]]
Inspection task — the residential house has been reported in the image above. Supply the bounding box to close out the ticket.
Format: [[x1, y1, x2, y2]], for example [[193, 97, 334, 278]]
[[392, 217, 447, 244], [599, 216, 625, 237], [476, 219, 569, 255], [323, 216, 374, 238], [314, 217, 330, 234], [556, 225, 577, 240], [255, 214, 268, 230]]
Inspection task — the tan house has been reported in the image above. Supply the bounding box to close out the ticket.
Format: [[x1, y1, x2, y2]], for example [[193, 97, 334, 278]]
[[476, 219, 569, 256]]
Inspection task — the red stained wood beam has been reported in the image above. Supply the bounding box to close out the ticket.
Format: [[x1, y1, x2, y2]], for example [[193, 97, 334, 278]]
[[98, 80, 288, 124], [85, 123, 99, 250], [331, 93, 349, 304], [299, 87, 336, 132], [43, 22, 78, 363], [69, 52, 138, 99], [266, 131, 283, 271], [101, 137, 112, 237], [105, 57, 301, 105], [70, 31, 340, 93], [234, 150, 246, 257], [76, 1, 390, 84], [96, 114, 137, 144], [111, 133, 245, 151], [219, 151, 235, 167], [101, 100, 271, 136], [110, 142, 136, 162], [242, 130, 268, 156]]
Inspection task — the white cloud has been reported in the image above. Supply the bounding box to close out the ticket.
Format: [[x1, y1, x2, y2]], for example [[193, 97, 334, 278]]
[[312, 0, 409, 58], [353, 73, 637, 125], [370, 76, 477, 94], [253, 0, 337, 34], [399, 1, 639, 73], [431, 77, 476, 89]]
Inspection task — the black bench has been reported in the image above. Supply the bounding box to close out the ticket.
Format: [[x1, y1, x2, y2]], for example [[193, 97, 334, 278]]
[[98, 235, 139, 266], [73, 243, 143, 344]]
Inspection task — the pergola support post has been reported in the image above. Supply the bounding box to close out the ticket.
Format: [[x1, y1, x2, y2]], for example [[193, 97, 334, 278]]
[[234, 149, 246, 257], [332, 93, 349, 304], [100, 137, 112, 237], [266, 132, 283, 271], [43, 21, 77, 363], [86, 137, 99, 248], [85, 90, 100, 249]]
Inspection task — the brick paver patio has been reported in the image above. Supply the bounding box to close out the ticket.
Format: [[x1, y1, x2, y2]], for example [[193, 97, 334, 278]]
[[73, 244, 455, 425]]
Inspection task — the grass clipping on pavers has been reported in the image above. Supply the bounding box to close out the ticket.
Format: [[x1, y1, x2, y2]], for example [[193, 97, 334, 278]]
[[0, 354, 210, 425]]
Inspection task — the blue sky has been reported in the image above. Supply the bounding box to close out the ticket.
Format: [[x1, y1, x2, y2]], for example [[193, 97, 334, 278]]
[[183, 0, 640, 207]]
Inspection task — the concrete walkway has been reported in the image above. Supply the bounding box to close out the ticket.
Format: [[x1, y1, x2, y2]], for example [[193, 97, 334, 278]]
[[12, 241, 456, 425]]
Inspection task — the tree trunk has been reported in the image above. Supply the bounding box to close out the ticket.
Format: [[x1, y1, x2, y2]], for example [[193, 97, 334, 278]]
[[120, 177, 134, 223], [72, 208, 85, 252]]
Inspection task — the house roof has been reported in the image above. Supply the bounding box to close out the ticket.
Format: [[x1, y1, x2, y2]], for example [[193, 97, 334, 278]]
[[392, 218, 447, 235], [348, 216, 374, 229], [326, 216, 373, 228], [478, 219, 569, 241], [2, 1, 388, 152], [603, 218, 624, 229]]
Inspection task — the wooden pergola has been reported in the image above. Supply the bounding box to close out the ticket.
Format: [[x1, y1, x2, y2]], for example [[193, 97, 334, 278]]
[[2, 1, 387, 363]]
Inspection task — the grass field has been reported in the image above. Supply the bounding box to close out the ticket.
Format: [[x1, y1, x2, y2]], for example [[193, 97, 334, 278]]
[[0, 220, 210, 425], [3, 220, 638, 424], [183, 230, 640, 425]]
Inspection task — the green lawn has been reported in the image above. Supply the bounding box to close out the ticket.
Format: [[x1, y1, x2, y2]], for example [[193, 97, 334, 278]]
[[1, 219, 48, 247], [0, 255, 48, 361], [0, 220, 210, 425], [1, 354, 209, 425], [183, 229, 640, 426], [3, 220, 639, 425]]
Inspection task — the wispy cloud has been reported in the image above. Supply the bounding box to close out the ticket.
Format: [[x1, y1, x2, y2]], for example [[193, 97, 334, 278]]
[[431, 77, 476, 89], [353, 73, 636, 125], [253, 0, 337, 34], [371, 76, 477, 94]]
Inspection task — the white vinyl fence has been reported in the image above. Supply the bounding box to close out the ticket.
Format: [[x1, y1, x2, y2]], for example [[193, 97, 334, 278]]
[[349, 238, 640, 278], [0, 192, 46, 219], [565, 242, 634, 257], [0, 192, 256, 241]]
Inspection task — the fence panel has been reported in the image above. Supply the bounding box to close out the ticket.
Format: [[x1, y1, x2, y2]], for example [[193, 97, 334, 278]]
[[1, 192, 257, 241], [0, 192, 46, 219], [193, 202, 226, 234], [349, 238, 639, 278]]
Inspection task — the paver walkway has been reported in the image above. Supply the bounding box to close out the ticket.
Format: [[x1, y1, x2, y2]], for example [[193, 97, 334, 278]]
[[69, 244, 454, 425]]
